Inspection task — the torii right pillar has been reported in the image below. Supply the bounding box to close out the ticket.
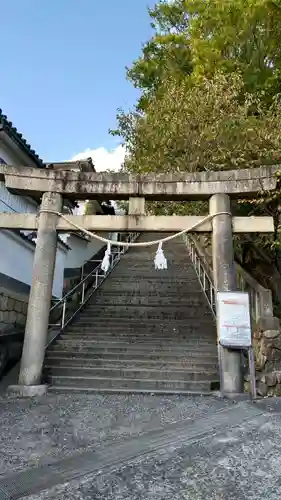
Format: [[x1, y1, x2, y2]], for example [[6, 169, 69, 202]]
[[210, 193, 244, 396]]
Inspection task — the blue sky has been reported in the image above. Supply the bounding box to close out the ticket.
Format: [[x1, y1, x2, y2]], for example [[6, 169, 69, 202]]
[[0, 0, 156, 166]]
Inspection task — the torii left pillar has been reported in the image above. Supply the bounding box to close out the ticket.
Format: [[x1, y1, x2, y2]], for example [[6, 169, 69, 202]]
[[9, 192, 63, 397]]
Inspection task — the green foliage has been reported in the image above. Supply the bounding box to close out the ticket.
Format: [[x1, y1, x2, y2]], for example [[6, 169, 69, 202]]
[[84, 200, 100, 215], [115, 72, 281, 175], [111, 0, 281, 221], [127, 0, 281, 111], [127, 1, 191, 110]]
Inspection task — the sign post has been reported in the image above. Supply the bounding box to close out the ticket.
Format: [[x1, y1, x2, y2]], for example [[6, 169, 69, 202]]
[[216, 292, 256, 399]]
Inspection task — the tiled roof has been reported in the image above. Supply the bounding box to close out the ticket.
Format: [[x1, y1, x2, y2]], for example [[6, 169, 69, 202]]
[[0, 109, 44, 166]]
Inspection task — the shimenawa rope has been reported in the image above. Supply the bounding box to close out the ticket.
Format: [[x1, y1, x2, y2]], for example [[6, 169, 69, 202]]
[[39, 210, 231, 272]]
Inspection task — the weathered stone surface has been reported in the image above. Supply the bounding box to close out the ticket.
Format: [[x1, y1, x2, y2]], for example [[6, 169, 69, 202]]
[[0, 295, 8, 311], [248, 321, 281, 396], [0, 287, 28, 328], [260, 335, 281, 358], [255, 351, 267, 371], [274, 384, 281, 396], [260, 337, 274, 357], [271, 336, 281, 350], [1, 163, 279, 200], [3, 311, 9, 322], [264, 329, 280, 339], [257, 381, 268, 397], [257, 316, 280, 332], [9, 311, 16, 324], [269, 349, 281, 361], [265, 373, 277, 387], [253, 329, 263, 340], [14, 301, 22, 313]]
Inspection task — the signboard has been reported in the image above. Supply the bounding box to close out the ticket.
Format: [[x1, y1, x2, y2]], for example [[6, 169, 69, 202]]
[[217, 292, 252, 348]]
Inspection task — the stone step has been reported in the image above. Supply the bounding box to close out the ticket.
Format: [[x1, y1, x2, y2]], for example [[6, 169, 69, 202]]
[[48, 386, 213, 396], [44, 365, 218, 382], [55, 336, 216, 346], [101, 282, 202, 295], [67, 327, 216, 336], [72, 317, 215, 325], [61, 324, 215, 333], [59, 334, 216, 346], [46, 349, 218, 361], [75, 316, 213, 323], [46, 234, 218, 395], [102, 276, 200, 282], [66, 320, 215, 331], [98, 287, 203, 294], [77, 311, 213, 321], [113, 258, 192, 264], [47, 375, 216, 393], [64, 328, 216, 337], [112, 268, 194, 274], [109, 270, 196, 277], [92, 289, 206, 297], [59, 332, 216, 341], [90, 297, 209, 306], [52, 340, 218, 355], [44, 355, 218, 370], [84, 302, 210, 309]]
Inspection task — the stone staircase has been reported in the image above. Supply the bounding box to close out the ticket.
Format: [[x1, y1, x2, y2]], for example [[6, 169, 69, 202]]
[[45, 233, 219, 394]]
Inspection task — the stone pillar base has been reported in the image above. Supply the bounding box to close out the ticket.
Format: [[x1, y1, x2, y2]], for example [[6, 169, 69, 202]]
[[214, 390, 253, 401], [7, 384, 48, 397]]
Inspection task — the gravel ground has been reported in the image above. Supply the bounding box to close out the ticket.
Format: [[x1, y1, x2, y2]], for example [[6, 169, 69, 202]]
[[23, 406, 281, 500], [0, 393, 233, 476]]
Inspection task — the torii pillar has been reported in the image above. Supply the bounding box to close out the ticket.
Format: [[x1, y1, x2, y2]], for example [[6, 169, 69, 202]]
[[210, 193, 244, 396], [9, 192, 63, 397]]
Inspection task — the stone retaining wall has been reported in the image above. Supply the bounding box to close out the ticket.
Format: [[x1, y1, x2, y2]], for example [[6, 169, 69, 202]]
[[0, 287, 28, 330], [244, 319, 281, 397]]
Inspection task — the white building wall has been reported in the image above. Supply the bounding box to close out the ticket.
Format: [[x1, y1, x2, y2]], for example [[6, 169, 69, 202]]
[[0, 230, 66, 297], [0, 144, 67, 297], [65, 232, 120, 271], [65, 236, 104, 269]]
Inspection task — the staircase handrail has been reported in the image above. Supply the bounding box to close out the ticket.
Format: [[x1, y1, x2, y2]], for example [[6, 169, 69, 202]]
[[184, 234, 273, 324], [183, 234, 216, 316], [47, 232, 139, 344]]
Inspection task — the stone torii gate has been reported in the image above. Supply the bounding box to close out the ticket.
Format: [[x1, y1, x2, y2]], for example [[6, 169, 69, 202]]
[[0, 163, 278, 397]]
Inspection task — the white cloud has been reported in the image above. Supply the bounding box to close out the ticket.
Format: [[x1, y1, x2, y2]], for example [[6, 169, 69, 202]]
[[71, 145, 126, 172]]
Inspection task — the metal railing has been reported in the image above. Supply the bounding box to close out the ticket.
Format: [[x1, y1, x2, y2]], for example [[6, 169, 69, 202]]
[[183, 235, 216, 316], [47, 232, 139, 345], [234, 262, 273, 325], [184, 234, 274, 325]]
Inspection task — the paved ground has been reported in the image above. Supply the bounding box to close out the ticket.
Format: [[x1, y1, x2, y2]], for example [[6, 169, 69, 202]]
[[0, 393, 281, 499]]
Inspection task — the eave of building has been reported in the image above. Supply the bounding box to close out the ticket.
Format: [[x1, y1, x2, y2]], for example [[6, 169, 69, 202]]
[[0, 110, 106, 220], [0, 109, 44, 167], [0, 109, 71, 250]]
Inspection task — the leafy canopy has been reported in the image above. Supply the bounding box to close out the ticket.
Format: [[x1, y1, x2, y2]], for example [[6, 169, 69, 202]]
[[128, 0, 281, 111], [112, 0, 281, 220]]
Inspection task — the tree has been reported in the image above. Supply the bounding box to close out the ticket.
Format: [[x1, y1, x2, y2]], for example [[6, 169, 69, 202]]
[[127, 1, 191, 110], [111, 0, 281, 305], [113, 72, 281, 222], [127, 0, 281, 111], [112, 0, 281, 211], [116, 73, 281, 175]]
